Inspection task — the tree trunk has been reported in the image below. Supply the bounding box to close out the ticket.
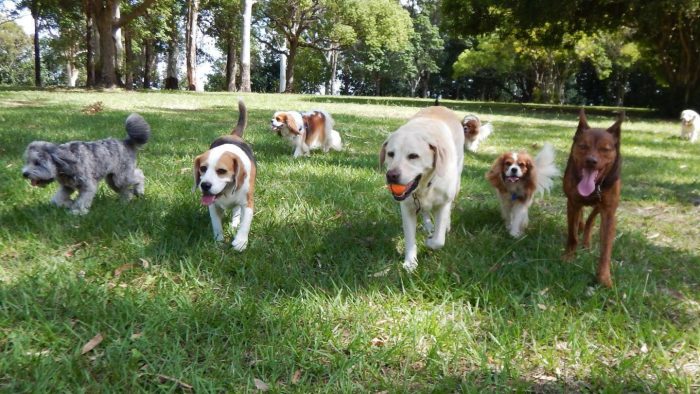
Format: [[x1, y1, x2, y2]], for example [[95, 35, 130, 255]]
[[225, 37, 238, 92], [185, 0, 199, 91], [284, 38, 298, 93], [164, 4, 179, 89], [420, 70, 430, 98], [279, 40, 287, 93], [85, 0, 95, 87], [113, 3, 124, 87], [124, 28, 133, 90], [31, 1, 41, 87], [240, 0, 255, 92], [328, 47, 338, 95], [143, 38, 152, 89], [66, 60, 79, 87]]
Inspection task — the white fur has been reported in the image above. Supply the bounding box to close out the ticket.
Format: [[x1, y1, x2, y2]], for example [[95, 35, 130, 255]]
[[462, 114, 494, 152], [680, 109, 699, 143], [199, 144, 254, 251], [382, 107, 464, 271]]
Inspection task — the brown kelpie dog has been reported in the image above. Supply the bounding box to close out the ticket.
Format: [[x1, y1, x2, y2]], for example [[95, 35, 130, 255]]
[[563, 109, 623, 288]]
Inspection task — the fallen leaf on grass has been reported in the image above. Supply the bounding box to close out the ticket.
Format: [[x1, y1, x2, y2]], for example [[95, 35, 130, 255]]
[[555, 341, 569, 351], [180, 167, 190, 175], [254, 378, 269, 391], [157, 374, 193, 391], [114, 263, 134, 277], [640, 343, 648, 354], [371, 268, 391, 277], [81, 333, 103, 354], [291, 370, 302, 385], [65, 242, 87, 258], [370, 337, 385, 347], [537, 304, 547, 311], [130, 332, 143, 340], [81, 101, 104, 115], [139, 258, 150, 269], [539, 288, 549, 296]]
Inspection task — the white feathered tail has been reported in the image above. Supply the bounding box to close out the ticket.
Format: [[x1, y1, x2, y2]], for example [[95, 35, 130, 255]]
[[315, 109, 342, 151], [479, 122, 494, 141], [534, 143, 560, 195]]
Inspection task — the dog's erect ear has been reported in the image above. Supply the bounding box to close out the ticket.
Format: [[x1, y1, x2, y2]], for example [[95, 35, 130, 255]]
[[49, 146, 77, 175], [379, 141, 387, 170], [429, 143, 447, 177], [607, 111, 624, 140], [575, 108, 589, 139], [192, 154, 203, 192]]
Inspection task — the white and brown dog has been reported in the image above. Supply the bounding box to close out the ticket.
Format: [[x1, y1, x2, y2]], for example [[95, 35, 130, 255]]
[[270, 110, 342, 157], [486, 143, 559, 237], [194, 100, 256, 251], [462, 114, 493, 152], [680, 109, 699, 143], [380, 105, 464, 271]]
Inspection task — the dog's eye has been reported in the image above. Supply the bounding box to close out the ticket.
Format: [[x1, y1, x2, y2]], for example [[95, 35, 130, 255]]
[[504, 161, 512, 166], [387, 151, 395, 158], [578, 144, 589, 150], [33, 160, 40, 166], [518, 162, 526, 167], [407, 153, 419, 160], [199, 166, 207, 173], [216, 168, 227, 175]]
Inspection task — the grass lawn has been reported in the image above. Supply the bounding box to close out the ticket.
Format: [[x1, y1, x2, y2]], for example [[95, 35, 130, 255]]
[[0, 89, 698, 392]]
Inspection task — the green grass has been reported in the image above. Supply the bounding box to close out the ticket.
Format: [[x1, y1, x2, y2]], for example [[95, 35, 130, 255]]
[[0, 89, 698, 392]]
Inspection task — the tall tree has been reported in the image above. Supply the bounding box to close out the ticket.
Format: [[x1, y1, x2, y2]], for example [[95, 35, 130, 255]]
[[89, 0, 156, 88], [240, 0, 254, 92], [164, 0, 182, 89], [185, 0, 198, 90], [202, 0, 242, 91]]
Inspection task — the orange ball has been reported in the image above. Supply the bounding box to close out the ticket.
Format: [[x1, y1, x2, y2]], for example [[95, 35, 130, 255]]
[[388, 183, 407, 195]]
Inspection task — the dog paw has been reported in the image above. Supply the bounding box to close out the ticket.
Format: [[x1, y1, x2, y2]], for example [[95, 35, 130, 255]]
[[232, 237, 248, 252], [509, 229, 524, 238], [425, 237, 444, 250], [214, 233, 225, 242], [402, 257, 418, 272], [597, 272, 613, 288]]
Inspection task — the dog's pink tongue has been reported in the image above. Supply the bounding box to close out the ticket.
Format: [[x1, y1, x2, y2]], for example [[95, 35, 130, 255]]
[[201, 195, 216, 206], [577, 169, 599, 196]]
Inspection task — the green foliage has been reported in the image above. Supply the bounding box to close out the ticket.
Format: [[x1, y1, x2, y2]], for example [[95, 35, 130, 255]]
[[0, 21, 33, 85]]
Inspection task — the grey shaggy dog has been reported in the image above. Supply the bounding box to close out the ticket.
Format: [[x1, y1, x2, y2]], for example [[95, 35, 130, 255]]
[[22, 113, 151, 215]]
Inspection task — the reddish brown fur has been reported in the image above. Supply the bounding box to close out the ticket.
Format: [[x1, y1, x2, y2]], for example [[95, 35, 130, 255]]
[[486, 151, 537, 202], [463, 118, 480, 139], [563, 109, 623, 288], [302, 111, 327, 146], [277, 113, 300, 135]]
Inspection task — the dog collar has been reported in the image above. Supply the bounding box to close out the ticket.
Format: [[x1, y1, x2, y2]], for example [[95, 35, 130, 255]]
[[511, 193, 519, 201]]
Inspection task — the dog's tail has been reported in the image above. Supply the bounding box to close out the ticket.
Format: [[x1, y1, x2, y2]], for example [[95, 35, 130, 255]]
[[124, 113, 151, 147], [480, 122, 494, 140], [317, 109, 335, 135], [232, 99, 248, 137], [534, 142, 560, 195]]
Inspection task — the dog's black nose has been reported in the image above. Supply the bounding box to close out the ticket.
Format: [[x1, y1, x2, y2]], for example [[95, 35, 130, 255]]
[[585, 156, 598, 166], [509, 167, 518, 174], [386, 169, 401, 184], [22, 171, 29, 178], [200, 181, 212, 191]]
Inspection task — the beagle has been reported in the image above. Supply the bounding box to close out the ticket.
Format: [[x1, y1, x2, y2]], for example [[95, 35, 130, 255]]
[[193, 100, 256, 251]]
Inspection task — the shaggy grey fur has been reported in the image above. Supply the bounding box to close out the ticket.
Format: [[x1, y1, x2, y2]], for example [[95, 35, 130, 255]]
[[22, 113, 151, 215]]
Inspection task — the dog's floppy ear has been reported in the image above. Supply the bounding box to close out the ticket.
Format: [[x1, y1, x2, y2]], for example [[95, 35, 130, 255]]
[[429, 143, 447, 177], [49, 146, 77, 175], [286, 114, 301, 135], [192, 154, 204, 192], [230, 154, 247, 190], [607, 111, 624, 141], [379, 141, 387, 170], [485, 155, 505, 192], [575, 108, 589, 139]]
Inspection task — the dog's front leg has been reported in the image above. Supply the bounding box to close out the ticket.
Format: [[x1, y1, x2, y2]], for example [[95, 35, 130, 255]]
[[400, 202, 419, 272], [209, 204, 225, 242], [426, 203, 450, 250], [232, 206, 253, 252], [563, 199, 582, 260], [51, 186, 74, 208], [597, 207, 617, 288], [70, 183, 97, 215], [421, 211, 434, 235], [230, 206, 241, 229], [508, 202, 529, 238]]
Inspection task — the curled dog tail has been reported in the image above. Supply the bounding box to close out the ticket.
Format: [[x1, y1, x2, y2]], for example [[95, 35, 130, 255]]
[[480, 122, 494, 140], [232, 99, 248, 137], [124, 113, 151, 147], [534, 142, 560, 195]]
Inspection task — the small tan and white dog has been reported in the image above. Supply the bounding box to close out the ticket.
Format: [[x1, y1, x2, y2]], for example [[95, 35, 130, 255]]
[[380, 105, 464, 271], [270, 110, 342, 157], [486, 143, 559, 237], [680, 109, 699, 143], [193, 100, 256, 251], [462, 114, 493, 152]]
